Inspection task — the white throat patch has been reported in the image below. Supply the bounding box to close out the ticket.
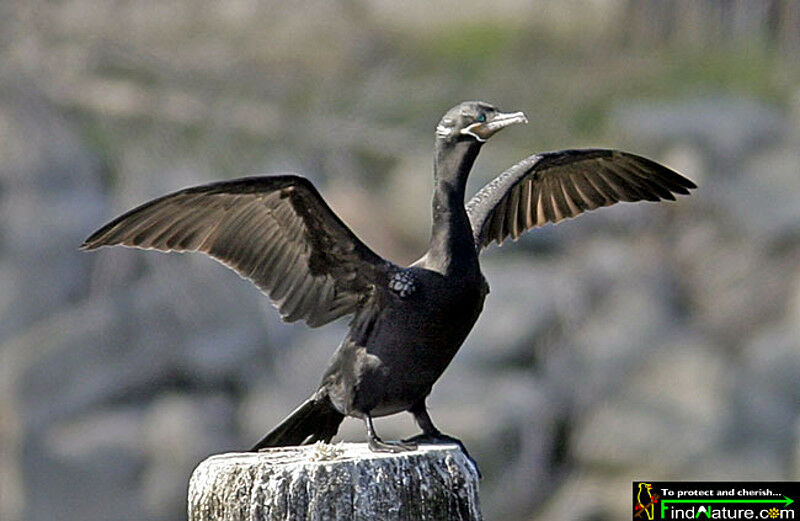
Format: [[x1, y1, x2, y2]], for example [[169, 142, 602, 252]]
[[435, 124, 453, 138]]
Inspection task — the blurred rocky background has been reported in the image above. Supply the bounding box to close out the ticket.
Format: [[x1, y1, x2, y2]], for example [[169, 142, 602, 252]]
[[2, 1, 800, 520]]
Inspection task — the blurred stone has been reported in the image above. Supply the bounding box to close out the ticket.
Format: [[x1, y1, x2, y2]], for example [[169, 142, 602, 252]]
[[461, 258, 576, 368], [534, 472, 632, 521], [0, 85, 105, 338], [674, 223, 790, 344], [572, 279, 665, 366], [794, 417, 800, 480], [790, 86, 800, 140], [719, 146, 800, 239], [789, 271, 800, 338], [611, 97, 786, 165], [732, 324, 800, 456], [142, 393, 239, 520], [742, 324, 800, 406], [479, 385, 572, 519], [573, 340, 726, 473], [661, 142, 708, 186], [45, 408, 145, 459], [24, 443, 146, 521], [380, 152, 435, 259], [25, 409, 147, 521], [326, 179, 418, 266], [419, 365, 543, 461], [687, 442, 786, 479], [20, 257, 272, 427], [553, 235, 681, 407], [240, 322, 350, 445]]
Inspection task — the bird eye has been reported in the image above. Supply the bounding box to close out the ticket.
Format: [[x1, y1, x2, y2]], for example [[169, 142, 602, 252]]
[[476, 114, 487, 123]]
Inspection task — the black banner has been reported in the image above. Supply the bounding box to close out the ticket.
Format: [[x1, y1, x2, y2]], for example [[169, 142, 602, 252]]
[[633, 481, 799, 520]]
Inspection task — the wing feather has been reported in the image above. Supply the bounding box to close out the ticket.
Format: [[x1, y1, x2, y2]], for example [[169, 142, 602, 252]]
[[559, 176, 583, 216], [82, 175, 389, 327], [506, 185, 521, 239], [466, 149, 696, 250], [560, 175, 589, 213], [549, 176, 570, 222], [520, 179, 533, 230], [533, 183, 547, 226], [491, 195, 508, 245], [540, 178, 557, 223], [572, 171, 606, 208]]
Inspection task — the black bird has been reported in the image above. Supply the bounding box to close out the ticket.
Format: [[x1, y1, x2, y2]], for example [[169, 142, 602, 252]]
[[82, 101, 695, 467]]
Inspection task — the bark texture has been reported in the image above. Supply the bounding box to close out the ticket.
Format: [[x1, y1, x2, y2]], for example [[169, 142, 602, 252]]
[[188, 443, 482, 521]]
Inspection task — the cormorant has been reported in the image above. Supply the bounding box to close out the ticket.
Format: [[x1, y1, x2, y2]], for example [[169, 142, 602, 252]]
[[82, 101, 695, 470]]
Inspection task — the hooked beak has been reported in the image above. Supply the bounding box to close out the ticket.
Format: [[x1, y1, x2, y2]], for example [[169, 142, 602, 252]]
[[460, 111, 528, 142]]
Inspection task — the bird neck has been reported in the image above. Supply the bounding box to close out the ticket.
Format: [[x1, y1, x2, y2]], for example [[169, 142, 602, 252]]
[[426, 139, 481, 274]]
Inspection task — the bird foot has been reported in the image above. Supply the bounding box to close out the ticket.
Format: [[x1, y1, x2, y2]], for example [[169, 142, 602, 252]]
[[367, 437, 417, 453], [402, 432, 482, 478]]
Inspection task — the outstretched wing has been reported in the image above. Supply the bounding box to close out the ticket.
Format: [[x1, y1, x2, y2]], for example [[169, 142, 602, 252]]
[[82, 175, 389, 327], [466, 149, 696, 251]]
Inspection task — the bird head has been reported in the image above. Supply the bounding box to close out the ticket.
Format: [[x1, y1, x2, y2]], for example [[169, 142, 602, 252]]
[[436, 101, 527, 144]]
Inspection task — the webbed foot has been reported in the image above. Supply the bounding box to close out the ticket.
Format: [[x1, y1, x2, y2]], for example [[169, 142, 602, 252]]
[[364, 413, 417, 453], [367, 437, 417, 453], [403, 432, 481, 478]]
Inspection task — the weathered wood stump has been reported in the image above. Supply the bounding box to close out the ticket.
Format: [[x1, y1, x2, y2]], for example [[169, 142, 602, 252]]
[[188, 442, 482, 521]]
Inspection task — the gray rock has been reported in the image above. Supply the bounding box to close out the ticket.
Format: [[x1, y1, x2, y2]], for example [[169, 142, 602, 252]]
[[533, 472, 631, 521], [673, 224, 791, 344], [794, 417, 800, 480], [24, 408, 147, 521], [461, 258, 573, 368], [573, 340, 727, 473], [240, 322, 350, 447], [717, 146, 800, 240], [20, 256, 272, 430], [688, 444, 785, 480], [611, 96, 786, 164], [142, 393, 240, 520], [731, 325, 800, 455], [0, 86, 105, 339]]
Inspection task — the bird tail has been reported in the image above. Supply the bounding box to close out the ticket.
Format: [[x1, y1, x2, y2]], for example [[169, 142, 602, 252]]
[[251, 393, 344, 450]]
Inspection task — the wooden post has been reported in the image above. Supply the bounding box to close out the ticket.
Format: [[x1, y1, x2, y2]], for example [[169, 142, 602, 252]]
[[188, 442, 482, 521]]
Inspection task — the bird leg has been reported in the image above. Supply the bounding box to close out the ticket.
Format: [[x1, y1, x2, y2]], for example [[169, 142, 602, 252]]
[[364, 413, 417, 453], [403, 401, 481, 477]]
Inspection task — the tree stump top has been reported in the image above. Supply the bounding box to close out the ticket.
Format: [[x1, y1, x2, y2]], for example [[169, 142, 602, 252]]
[[188, 442, 482, 521]]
